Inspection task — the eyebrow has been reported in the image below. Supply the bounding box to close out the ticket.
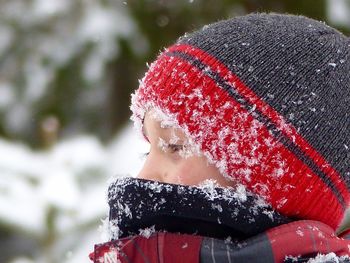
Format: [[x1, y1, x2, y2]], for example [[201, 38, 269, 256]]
[[142, 114, 174, 142]]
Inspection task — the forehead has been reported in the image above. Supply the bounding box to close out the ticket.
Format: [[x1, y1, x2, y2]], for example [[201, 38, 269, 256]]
[[143, 110, 187, 140]]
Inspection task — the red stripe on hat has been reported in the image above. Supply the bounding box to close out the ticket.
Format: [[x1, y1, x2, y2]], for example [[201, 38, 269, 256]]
[[138, 50, 345, 228], [167, 44, 349, 203]]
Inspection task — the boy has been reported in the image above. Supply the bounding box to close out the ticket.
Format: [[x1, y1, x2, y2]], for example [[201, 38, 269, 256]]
[[91, 13, 350, 262]]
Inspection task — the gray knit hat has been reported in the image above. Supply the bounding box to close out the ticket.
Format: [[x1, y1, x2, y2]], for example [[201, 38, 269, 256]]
[[131, 13, 350, 229]]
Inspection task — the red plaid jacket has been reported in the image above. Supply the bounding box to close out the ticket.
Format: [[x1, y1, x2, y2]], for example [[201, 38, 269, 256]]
[[90, 220, 350, 263]]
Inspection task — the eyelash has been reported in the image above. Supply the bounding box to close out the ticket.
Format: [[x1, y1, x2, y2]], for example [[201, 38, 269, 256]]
[[143, 144, 184, 157], [167, 144, 184, 153]]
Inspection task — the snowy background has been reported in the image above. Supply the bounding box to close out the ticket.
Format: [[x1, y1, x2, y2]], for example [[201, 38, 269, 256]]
[[0, 0, 349, 262]]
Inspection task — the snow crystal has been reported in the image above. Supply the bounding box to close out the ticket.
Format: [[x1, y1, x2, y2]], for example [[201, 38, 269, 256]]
[[138, 225, 156, 239], [169, 130, 180, 144], [147, 106, 202, 159], [307, 252, 350, 263], [309, 107, 316, 112], [247, 194, 271, 217], [238, 168, 252, 182], [101, 250, 119, 263], [118, 202, 132, 219], [109, 220, 123, 241], [318, 231, 325, 238], [211, 203, 223, 212], [272, 166, 286, 179], [198, 179, 222, 199], [296, 228, 304, 237], [197, 179, 248, 203], [158, 137, 168, 152], [150, 107, 181, 129], [159, 198, 166, 205], [285, 255, 300, 262], [277, 198, 288, 209], [146, 180, 169, 193], [252, 183, 269, 196], [224, 236, 233, 244], [261, 209, 275, 220], [233, 184, 248, 202]]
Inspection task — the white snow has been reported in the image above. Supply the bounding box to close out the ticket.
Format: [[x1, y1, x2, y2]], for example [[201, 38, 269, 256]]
[[0, 123, 147, 263], [2, 1, 349, 262], [138, 225, 156, 239], [307, 252, 350, 263]]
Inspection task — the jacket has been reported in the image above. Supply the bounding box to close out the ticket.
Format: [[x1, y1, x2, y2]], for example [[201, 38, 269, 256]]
[[90, 178, 350, 263]]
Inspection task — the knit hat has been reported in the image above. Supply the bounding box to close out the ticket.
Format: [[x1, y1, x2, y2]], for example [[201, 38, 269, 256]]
[[131, 13, 350, 230]]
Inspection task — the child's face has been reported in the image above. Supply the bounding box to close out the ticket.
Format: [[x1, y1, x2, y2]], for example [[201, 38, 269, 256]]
[[137, 110, 234, 187]]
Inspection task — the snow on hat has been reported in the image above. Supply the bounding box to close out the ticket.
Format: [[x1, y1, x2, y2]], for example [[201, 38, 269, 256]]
[[131, 13, 350, 230]]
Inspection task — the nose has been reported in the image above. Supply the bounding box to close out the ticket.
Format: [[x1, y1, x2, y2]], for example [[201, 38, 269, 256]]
[[137, 152, 165, 183]]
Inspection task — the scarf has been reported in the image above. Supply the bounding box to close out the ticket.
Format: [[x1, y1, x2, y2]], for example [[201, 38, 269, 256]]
[[90, 178, 350, 263]]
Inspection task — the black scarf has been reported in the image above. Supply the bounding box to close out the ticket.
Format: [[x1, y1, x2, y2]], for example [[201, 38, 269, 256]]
[[107, 177, 292, 240]]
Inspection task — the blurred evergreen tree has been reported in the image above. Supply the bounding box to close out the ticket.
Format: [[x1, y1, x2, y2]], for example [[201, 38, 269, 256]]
[[0, 1, 350, 263], [1, 0, 349, 148]]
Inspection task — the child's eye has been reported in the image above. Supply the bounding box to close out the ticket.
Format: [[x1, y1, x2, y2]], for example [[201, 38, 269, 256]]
[[167, 144, 184, 153], [142, 152, 150, 159]]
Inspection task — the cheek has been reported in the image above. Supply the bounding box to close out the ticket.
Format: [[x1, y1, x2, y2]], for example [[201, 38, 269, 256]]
[[174, 162, 200, 185], [174, 157, 226, 186]]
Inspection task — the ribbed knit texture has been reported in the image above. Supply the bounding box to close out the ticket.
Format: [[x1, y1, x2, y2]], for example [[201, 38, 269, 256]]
[[131, 13, 350, 230]]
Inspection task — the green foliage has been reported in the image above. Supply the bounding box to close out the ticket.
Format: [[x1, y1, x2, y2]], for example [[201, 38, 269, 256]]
[[0, 1, 349, 262], [1, 0, 349, 148]]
